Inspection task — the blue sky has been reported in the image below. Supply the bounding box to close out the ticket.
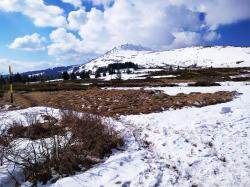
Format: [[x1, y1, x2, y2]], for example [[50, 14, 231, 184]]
[[0, 0, 250, 73]]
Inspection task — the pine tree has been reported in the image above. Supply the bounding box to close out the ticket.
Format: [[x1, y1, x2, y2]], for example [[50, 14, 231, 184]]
[[70, 72, 77, 80], [62, 71, 70, 80], [169, 66, 173, 72], [80, 71, 90, 79], [0, 76, 6, 85], [13, 73, 23, 83], [95, 71, 101, 78], [116, 70, 122, 80]]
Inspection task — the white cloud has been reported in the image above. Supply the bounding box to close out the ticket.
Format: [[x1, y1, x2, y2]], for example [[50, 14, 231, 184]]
[[0, 58, 59, 74], [165, 0, 250, 29], [0, 0, 66, 27], [70, 0, 250, 52], [83, 0, 114, 6], [73, 0, 204, 53], [67, 8, 87, 30], [169, 31, 202, 49], [203, 31, 221, 42], [9, 33, 46, 51], [61, 0, 82, 8], [48, 1, 204, 61], [202, 0, 250, 30], [48, 28, 95, 62]]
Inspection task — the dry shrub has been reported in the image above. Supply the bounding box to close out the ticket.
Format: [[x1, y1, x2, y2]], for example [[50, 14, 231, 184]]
[[188, 81, 221, 87], [1, 110, 123, 185], [61, 111, 123, 158], [7, 122, 63, 140]]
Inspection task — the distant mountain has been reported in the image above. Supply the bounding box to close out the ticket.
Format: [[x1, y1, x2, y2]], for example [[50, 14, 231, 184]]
[[78, 43, 153, 72], [21, 65, 79, 77], [21, 45, 250, 77], [79, 45, 250, 72]]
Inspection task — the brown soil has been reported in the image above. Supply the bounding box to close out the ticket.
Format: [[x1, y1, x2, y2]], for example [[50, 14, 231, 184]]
[[0, 89, 238, 117]]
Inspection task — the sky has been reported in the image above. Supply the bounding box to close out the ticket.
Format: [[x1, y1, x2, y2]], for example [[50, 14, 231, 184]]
[[0, 0, 250, 73]]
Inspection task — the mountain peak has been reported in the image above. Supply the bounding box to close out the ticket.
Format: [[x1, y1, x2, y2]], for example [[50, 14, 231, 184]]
[[119, 43, 153, 51], [107, 43, 153, 54]]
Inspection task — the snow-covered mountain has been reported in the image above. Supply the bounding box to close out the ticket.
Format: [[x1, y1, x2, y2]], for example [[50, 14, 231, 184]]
[[77, 44, 153, 72], [106, 43, 153, 54], [21, 45, 250, 77], [79, 45, 250, 72]]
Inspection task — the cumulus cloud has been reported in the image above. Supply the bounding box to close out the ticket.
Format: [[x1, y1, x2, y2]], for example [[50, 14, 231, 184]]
[[202, 0, 250, 30], [48, 28, 95, 62], [83, 0, 114, 6], [9, 33, 46, 51], [67, 8, 87, 30], [169, 31, 202, 49], [0, 58, 59, 74], [166, 0, 250, 29], [0, 0, 66, 27], [65, 0, 204, 54], [203, 31, 221, 42], [61, 0, 82, 8]]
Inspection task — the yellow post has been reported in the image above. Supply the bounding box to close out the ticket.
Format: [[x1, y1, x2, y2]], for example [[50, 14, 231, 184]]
[[9, 66, 13, 103]]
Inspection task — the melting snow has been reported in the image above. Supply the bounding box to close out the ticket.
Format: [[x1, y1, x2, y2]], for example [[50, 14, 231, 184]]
[[0, 82, 250, 187]]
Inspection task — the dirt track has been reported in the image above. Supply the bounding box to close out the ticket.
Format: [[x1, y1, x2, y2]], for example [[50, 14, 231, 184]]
[[0, 88, 238, 117]]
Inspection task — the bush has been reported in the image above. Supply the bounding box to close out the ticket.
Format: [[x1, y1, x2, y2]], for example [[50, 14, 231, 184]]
[[1, 110, 123, 185], [188, 81, 221, 87], [60, 111, 123, 158], [7, 122, 62, 140]]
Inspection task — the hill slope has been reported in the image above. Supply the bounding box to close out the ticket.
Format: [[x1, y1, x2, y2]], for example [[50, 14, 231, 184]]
[[80, 45, 250, 71], [21, 65, 79, 77]]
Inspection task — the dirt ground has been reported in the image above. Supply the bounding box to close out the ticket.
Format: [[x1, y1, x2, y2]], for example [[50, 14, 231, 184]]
[[0, 88, 238, 117]]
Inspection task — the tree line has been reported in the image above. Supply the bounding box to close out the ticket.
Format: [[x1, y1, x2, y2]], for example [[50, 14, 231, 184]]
[[0, 73, 61, 84], [94, 62, 138, 78], [0, 62, 140, 83]]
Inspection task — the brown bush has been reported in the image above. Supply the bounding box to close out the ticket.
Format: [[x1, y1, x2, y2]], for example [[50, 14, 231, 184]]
[[7, 122, 62, 140], [188, 81, 221, 87], [61, 111, 123, 158], [2, 110, 123, 185]]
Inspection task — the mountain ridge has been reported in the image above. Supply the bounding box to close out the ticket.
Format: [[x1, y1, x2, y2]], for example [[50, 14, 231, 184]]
[[79, 45, 250, 72], [20, 45, 250, 76]]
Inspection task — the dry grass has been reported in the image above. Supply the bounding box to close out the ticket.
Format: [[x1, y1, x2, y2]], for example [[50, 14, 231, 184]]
[[60, 110, 123, 158], [7, 122, 63, 140], [1, 111, 123, 184], [0, 88, 238, 117]]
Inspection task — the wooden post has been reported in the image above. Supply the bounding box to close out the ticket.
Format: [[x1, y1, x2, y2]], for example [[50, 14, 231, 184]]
[[9, 66, 13, 103]]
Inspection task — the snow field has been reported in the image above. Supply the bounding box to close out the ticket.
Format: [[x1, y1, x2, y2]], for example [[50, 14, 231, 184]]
[[0, 82, 250, 186]]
